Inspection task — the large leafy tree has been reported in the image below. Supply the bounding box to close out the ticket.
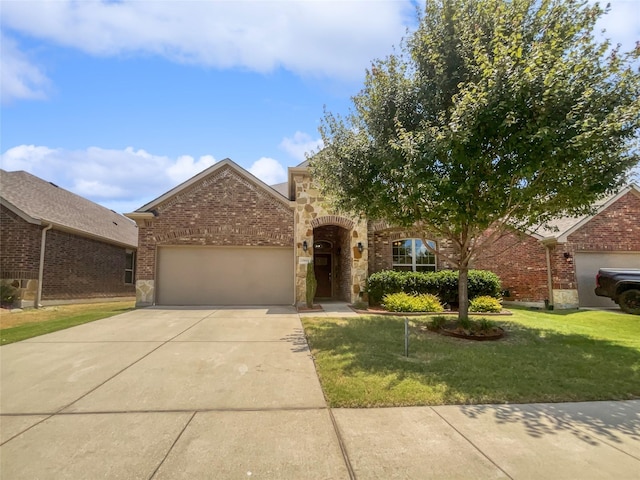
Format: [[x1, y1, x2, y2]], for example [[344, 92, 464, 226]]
[[310, 0, 640, 319]]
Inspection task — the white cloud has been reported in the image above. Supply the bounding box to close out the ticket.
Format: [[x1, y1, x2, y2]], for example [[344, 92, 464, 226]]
[[166, 154, 217, 183], [248, 157, 287, 185], [0, 34, 51, 104], [0, 0, 414, 81], [73, 179, 126, 198], [593, 0, 640, 54], [280, 131, 323, 162], [0, 145, 217, 213]]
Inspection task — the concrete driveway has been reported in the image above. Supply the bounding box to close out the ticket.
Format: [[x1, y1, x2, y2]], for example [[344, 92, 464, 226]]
[[1, 306, 640, 479]]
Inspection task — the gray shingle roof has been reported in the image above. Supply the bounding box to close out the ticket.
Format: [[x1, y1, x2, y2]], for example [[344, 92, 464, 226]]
[[269, 181, 289, 198], [1, 169, 137, 248], [529, 184, 640, 240]]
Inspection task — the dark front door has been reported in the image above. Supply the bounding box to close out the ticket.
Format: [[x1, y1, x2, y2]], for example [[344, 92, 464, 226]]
[[314, 253, 332, 298]]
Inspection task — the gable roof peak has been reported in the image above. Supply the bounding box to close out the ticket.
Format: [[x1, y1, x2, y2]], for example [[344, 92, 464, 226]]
[[133, 158, 290, 213]]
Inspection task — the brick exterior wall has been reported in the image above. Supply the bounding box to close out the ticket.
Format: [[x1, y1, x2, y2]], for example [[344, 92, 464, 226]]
[[0, 206, 41, 279], [135, 165, 294, 282], [473, 190, 640, 304], [1, 205, 135, 304], [369, 226, 455, 274], [472, 229, 549, 302], [557, 191, 640, 286], [42, 230, 134, 300]]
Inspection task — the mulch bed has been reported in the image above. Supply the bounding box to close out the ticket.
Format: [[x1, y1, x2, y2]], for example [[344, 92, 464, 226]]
[[297, 305, 324, 313], [439, 326, 505, 341]]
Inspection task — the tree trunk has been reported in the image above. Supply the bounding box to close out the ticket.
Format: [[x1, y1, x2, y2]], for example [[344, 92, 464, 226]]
[[458, 266, 469, 320]]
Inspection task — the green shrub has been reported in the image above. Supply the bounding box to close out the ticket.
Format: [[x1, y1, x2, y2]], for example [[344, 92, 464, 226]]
[[476, 318, 497, 332], [0, 284, 17, 306], [382, 292, 444, 313], [351, 300, 368, 310], [367, 269, 501, 305], [366, 270, 407, 303], [468, 270, 503, 300], [305, 262, 317, 308], [458, 316, 472, 329], [469, 295, 503, 313], [429, 315, 448, 331]]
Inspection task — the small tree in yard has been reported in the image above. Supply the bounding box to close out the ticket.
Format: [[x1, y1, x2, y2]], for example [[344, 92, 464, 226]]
[[306, 261, 317, 309], [311, 0, 640, 320]]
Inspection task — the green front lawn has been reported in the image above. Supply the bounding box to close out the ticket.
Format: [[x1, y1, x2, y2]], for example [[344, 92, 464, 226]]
[[0, 301, 135, 345], [301, 307, 640, 407]]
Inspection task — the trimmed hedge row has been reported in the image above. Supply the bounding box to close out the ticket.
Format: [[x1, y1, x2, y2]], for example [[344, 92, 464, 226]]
[[367, 269, 501, 305]]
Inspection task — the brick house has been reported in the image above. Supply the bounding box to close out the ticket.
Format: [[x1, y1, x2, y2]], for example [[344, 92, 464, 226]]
[[126, 159, 454, 307], [126, 159, 639, 309], [473, 184, 640, 309], [0, 169, 138, 308]]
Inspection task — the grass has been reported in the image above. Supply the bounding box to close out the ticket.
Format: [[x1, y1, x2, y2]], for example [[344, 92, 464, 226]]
[[0, 301, 135, 345], [301, 307, 640, 407]]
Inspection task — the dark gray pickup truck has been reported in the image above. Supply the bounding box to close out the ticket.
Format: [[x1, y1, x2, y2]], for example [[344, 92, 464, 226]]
[[595, 269, 640, 314]]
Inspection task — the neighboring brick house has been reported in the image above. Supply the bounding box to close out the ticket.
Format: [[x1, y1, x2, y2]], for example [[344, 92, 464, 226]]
[[473, 184, 640, 309], [0, 169, 138, 308], [126, 159, 639, 309]]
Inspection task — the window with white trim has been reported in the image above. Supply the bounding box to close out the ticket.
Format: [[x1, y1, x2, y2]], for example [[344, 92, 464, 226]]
[[125, 251, 135, 284], [392, 239, 437, 272]]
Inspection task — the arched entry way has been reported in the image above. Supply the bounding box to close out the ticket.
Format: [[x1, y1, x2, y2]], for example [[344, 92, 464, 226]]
[[312, 225, 351, 301]]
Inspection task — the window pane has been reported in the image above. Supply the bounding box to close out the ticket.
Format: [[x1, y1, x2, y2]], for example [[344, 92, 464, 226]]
[[415, 240, 436, 265], [392, 238, 436, 272], [392, 240, 413, 265], [125, 252, 134, 269], [125, 270, 133, 284]]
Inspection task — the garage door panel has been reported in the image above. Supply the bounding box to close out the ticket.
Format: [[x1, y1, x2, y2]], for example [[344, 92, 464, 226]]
[[575, 252, 640, 307], [157, 247, 294, 305]]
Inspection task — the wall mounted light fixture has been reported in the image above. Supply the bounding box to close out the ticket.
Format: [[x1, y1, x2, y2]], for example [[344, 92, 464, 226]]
[[357, 242, 364, 253], [302, 240, 308, 252]]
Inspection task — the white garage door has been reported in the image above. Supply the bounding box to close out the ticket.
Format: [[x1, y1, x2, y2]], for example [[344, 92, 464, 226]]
[[156, 246, 294, 305], [575, 252, 640, 307]]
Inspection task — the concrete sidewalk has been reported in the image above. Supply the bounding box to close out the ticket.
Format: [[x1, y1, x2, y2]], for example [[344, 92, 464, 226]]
[[1, 306, 639, 479]]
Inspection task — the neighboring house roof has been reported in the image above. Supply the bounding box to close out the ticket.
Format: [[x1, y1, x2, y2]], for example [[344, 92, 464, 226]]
[[132, 158, 291, 214], [529, 183, 640, 243], [0, 169, 138, 248], [270, 182, 289, 198]]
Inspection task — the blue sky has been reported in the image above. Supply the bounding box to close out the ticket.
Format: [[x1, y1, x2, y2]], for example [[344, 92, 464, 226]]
[[1, 0, 639, 214]]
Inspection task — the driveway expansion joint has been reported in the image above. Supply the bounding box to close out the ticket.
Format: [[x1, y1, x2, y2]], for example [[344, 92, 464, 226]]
[[430, 406, 515, 480], [328, 407, 357, 480], [149, 411, 197, 480]]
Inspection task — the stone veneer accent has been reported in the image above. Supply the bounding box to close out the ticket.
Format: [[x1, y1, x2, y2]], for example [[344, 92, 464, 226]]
[[292, 173, 368, 304], [135, 279, 155, 306]]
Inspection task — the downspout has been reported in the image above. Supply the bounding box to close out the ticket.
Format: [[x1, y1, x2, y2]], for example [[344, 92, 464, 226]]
[[35, 223, 53, 308], [543, 239, 556, 310]]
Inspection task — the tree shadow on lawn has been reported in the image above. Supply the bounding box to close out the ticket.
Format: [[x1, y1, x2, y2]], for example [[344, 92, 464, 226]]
[[306, 317, 640, 406], [303, 315, 640, 442]]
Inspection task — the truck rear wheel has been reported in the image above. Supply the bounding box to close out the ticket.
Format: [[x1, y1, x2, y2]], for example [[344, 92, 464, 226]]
[[619, 289, 640, 315]]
